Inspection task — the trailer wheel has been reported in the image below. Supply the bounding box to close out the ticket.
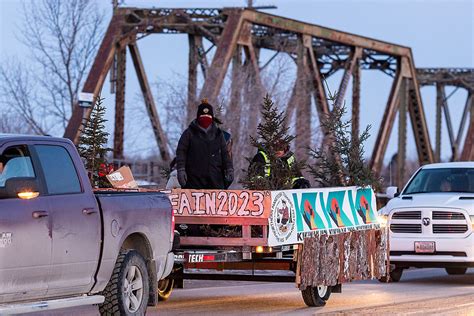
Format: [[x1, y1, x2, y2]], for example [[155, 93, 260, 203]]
[[445, 267, 467, 275], [318, 285, 331, 301], [158, 277, 174, 301], [100, 249, 149, 316], [301, 285, 331, 307], [378, 267, 403, 283]]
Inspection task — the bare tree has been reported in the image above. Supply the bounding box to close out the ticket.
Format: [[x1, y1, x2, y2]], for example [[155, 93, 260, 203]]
[[0, 0, 105, 134], [0, 61, 47, 134], [0, 112, 34, 135]]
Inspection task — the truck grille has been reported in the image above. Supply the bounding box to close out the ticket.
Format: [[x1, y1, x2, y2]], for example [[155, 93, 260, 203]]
[[390, 224, 422, 233], [432, 211, 465, 220], [392, 211, 421, 220], [432, 224, 468, 234], [389, 209, 470, 235]]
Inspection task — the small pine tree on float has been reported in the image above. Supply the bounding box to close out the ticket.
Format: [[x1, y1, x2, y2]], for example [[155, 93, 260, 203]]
[[241, 94, 304, 190], [307, 87, 381, 191], [77, 95, 112, 188]]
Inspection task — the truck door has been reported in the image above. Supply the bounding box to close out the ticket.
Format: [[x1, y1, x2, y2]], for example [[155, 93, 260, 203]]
[[33, 144, 101, 296], [0, 144, 51, 303]]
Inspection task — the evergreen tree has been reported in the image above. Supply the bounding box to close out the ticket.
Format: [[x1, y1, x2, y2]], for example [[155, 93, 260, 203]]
[[241, 94, 304, 190], [308, 89, 381, 191], [77, 96, 112, 188]]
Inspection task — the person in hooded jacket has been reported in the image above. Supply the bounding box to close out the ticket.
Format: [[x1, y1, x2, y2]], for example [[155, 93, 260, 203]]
[[176, 99, 234, 189], [249, 139, 310, 189]]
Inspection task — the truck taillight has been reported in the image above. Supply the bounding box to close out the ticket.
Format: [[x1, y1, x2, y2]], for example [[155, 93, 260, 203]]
[[171, 213, 175, 242]]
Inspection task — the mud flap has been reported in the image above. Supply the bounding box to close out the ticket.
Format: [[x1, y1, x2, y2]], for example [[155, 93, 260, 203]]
[[147, 258, 158, 306], [331, 283, 342, 293]]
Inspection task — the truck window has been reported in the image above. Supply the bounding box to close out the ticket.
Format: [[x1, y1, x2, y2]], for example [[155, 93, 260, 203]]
[[404, 168, 474, 194], [0, 145, 35, 188], [35, 145, 82, 195]]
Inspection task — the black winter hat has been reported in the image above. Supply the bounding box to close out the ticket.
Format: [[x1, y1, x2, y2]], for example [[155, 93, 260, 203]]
[[197, 99, 214, 118]]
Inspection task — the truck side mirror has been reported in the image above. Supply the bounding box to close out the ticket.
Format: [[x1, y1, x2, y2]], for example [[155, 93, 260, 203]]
[[386, 186, 399, 199], [5, 177, 40, 199]]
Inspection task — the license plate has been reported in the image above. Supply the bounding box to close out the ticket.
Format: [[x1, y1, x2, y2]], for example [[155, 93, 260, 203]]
[[281, 245, 291, 252], [415, 241, 435, 253]]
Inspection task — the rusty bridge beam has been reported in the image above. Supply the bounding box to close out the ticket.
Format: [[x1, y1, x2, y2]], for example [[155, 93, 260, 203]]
[[195, 36, 209, 77], [128, 42, 170, 162], [406, 53, 434, 166], [370, 57, 406, 175], [306, 40, 330, 130], [456, 92, 473, 151], [239, 21, 265, 136], [352, 57, 361, 141], [434, 84, 443, 162], [284, 35, 306, 129], [188, 34, 198, 123], [242, 10, 411, 57], [243, 44, 264, 134], [461, 92, 474, 161], [113, 46, 126, 159], [64, 14, 125, 143], [437, 85, 457, 160], [228, 46, 243, 136], [417, 68, 474, 90], [334, 47, 363, 108], [397, 78, 408, 188], [199, 11, 244, 104], [290, 35, 312, 159]]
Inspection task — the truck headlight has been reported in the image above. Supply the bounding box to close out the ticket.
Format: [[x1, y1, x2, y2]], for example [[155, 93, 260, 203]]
[[378, 215, 389, 228], [470, 215, 474, 230]]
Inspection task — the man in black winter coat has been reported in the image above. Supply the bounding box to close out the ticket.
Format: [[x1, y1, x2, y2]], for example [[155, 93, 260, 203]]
[[176, 100, 234, 189]]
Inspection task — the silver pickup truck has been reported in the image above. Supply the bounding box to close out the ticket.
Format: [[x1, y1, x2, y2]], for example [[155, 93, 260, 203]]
[[0, 135, 174, 315]]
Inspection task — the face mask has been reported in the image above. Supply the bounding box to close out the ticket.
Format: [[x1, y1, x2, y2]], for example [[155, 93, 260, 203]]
[[198, 116, 213, 128]]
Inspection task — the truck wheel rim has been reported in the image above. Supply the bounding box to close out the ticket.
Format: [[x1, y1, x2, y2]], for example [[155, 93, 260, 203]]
[[124, 265, 143, 312], [317, 285, 327, 298]]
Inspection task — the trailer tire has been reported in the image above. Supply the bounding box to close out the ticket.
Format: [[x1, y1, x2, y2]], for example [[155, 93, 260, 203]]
[[100, 249, 149, 316], [445, 267, 467, 275], [158, 277, 174, 301], [301, 285, 331, 307]]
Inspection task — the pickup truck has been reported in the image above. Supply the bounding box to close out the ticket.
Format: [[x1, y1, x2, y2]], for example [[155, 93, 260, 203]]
[[379, 162, 474, 282], [0, 134, 174, 315]]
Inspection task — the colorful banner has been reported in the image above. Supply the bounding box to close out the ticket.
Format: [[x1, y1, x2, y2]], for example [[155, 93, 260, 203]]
[[268, 187, 379, 246], [169, 189, 271, 218]]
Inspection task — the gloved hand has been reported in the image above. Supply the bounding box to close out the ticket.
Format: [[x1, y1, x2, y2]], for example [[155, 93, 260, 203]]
[[177, 169, 187, 187], [224, 169, 234, 184]]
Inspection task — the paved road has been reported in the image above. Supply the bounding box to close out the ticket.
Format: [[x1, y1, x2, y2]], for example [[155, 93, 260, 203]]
[[33, 268, 474, 315], [150, 268, 474, 315]]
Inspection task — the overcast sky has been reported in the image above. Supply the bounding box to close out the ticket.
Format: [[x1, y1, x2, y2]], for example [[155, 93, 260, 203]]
[[1, 0, 473, 162]]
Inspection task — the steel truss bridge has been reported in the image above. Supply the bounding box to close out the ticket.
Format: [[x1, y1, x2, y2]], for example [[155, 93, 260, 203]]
[[64, 7, 474, 187]]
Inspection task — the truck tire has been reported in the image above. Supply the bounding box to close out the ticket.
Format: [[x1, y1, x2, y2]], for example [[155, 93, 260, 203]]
[[301, 285, 331, 307], [445, 267, 467, 275], [100, 249, 150, 316], [378, 267, 403, 283], [158, 277, 174, 301]]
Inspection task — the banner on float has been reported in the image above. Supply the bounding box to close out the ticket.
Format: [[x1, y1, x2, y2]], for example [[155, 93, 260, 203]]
[[169, 189, 271, 218], [268, 187, 379, 246]]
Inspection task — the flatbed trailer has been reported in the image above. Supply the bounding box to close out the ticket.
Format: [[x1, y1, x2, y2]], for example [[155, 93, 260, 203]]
[[160, 187, 387, 306]]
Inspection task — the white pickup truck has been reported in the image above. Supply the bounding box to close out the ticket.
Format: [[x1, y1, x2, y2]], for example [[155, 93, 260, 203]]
[[379, 162, 474, 281]]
